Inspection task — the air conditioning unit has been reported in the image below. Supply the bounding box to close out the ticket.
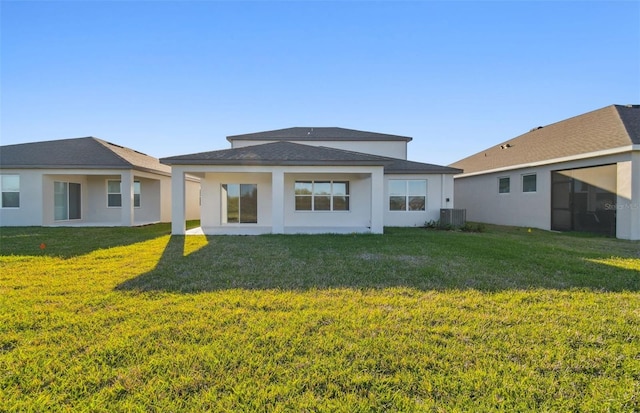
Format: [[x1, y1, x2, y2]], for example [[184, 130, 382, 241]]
[[440, 208, 466, 228]]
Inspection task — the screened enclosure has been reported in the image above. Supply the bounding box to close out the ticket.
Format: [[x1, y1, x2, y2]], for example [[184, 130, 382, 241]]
[[551, 164, 617, 236]]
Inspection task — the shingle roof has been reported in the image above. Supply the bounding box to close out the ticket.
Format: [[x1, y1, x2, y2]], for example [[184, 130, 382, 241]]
[[450, 104, 640, 175], [161, 141, 461, 174], [0, 137, 171, 175], [227, 127, 413, 142]]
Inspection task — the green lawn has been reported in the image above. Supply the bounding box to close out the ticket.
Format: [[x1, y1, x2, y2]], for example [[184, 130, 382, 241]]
[[1, 224, 639, 412]]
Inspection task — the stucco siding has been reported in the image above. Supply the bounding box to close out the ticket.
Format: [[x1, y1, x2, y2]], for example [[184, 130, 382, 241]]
[[0, 168, 187, 227], [201, 172, 272, 229], [454, 170, 550, 229], [231, 139, 407, 160], [616, 150, 640, 240], [283, 173, 373, 229], [454, 152, 638, 238], [384, 174, 454, 227], [0, 169, 44, 226]]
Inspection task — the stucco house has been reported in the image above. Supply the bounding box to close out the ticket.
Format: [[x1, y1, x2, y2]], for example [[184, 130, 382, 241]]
[[450, 104, 640, 240], [161, 127, 461, 235], [0, 137, 200, 227]]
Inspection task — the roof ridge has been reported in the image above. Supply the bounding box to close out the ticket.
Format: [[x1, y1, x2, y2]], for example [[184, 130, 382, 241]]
[[92, 137, 135, 167]]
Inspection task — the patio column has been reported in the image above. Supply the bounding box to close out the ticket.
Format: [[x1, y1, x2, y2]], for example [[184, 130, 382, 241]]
[[370, 167, 384, 234], [171, 169, 186, 235], [121, 170, 134, 226], [271, 168, 285, 234], [616, 153, 640, 240], [630, 152, 640, 240]]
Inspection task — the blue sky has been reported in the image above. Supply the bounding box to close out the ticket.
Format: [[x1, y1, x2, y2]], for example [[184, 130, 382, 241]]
[[1, 1, 638, 165]]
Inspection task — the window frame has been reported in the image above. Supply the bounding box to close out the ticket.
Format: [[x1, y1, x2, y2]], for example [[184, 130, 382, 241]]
[[388, 179, 427, 212], [294, 180, 350, 212], [498, 176, 510, 194], [522, 174, 537, 193], [221, 183, 258, 224], [1, 174, 20, 209], [54, 181, 82, 221], [107, 179, 141, 208]]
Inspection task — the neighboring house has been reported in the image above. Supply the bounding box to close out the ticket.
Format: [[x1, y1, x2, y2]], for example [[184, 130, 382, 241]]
[[161, 127, 461, 235], [0, 137, 200, 227], [450, 104, 640, 240]]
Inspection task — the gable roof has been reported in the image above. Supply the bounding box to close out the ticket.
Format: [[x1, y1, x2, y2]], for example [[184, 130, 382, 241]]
[[161, 141, 461, 174], [227, 127, 413, 143], [0, 137, 171, 175], [450, 104, 640, 175]]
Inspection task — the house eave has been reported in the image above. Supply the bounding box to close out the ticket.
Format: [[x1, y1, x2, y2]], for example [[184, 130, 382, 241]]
[[0, 164, 172, 177], [454, 145, 636, 178], [384, 168, 462, 175]]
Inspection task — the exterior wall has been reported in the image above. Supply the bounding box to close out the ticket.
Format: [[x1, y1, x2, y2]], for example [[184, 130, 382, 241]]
[[0, 169, 44, 226], [0, 167, 192, 227], [383, 174, 454, 227], [616, 150, 640, 240], [454, 152, 638, 239], [185, 178, 201, 221], [43, 174, 90, 225], [200, 172, 273, 229], [231, 139, 408, 160], [169, 164, 385, 235], [283, 173, 373, 230]]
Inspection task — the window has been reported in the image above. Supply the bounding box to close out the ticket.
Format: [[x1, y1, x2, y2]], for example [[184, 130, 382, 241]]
[[1, 175, 20, 208], [389, 180, 427, 211], [222, 184, 257, 223], [107, 180, 141, 207], [498, 177, 510, 194], [522, 174, 537, 193], [134, 181, 141, 207], [294, 181, 349, 211], [54, 182, 81, 221]]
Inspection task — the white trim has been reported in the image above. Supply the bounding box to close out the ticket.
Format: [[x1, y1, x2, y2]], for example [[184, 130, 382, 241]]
[[455, 145, 637, 178]]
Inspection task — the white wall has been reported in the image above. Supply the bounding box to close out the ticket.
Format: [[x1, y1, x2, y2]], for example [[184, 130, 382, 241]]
[[616, 150, 640, 240], [185, 178, 201, 221], [283, 173, 373, 229], [455, 169, 550, 229], [0, 170, 44, 226], [0, 168, 192, 227], [172, 164, 384, 234], [383, 174, 454, 227], [200, 172, 272, 229], [454, 152, 638, 239], [231, 139, 408, 160], [199, 171, 376, 231]]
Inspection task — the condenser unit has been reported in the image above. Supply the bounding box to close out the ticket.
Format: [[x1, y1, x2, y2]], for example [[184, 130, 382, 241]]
[[439, 208, 466, 228]]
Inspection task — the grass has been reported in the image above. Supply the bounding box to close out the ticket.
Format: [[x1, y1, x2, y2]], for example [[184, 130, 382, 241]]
[[1, 223, 639, 412]]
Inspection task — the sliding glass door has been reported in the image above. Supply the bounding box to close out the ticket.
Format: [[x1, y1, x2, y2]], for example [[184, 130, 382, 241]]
[[54, 182, 81, 221]]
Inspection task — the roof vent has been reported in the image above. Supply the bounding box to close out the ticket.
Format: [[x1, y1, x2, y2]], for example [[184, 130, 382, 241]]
[[529, 126, 543, 132]]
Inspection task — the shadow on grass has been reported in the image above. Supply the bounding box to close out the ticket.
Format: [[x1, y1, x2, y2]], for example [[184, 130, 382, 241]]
[[0, 225, 173, 259], [0, 221, 203, 259], [116, 232, 640, 293]]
